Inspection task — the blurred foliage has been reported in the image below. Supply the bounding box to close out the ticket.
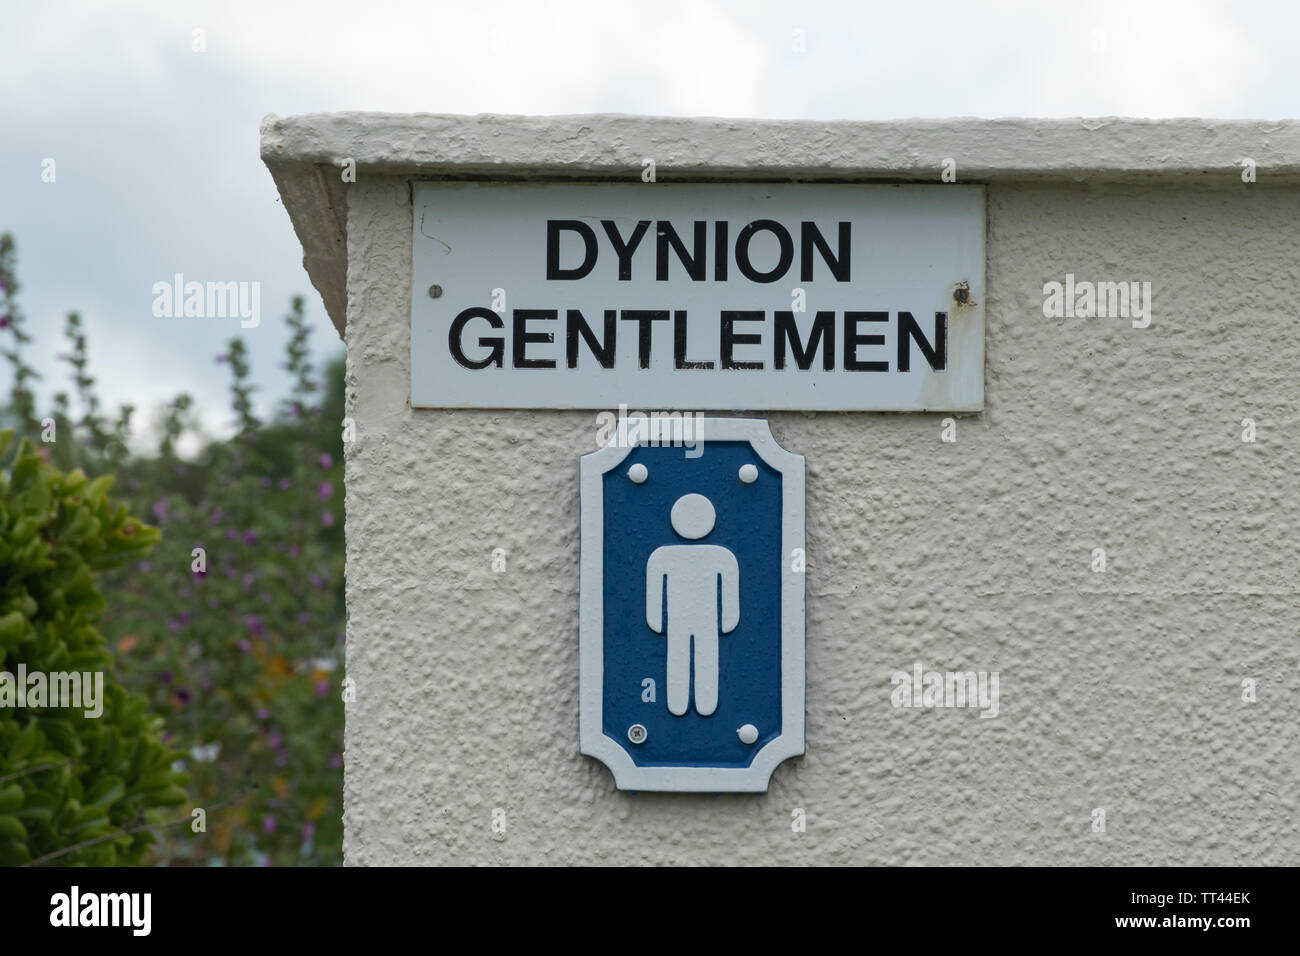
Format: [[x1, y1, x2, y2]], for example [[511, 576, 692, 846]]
[[0, 430, 188, 866], [1, 233, 345, 865]]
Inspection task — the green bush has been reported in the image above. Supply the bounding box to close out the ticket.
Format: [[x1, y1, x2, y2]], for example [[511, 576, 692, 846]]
[[0, 430, 189, 866], [5, 233, 345, 864]]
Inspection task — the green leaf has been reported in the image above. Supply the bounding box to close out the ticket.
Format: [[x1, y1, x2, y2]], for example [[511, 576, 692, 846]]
[[0, 784, 21, 814], [37, 719, 79, 756], [13, 793, 52, 822], [0, 611, 27, 647], [85, 775, 124, 808], [150, 786, 189, 807], [8, 721, 39, 762], [0, 838, 31, 866]]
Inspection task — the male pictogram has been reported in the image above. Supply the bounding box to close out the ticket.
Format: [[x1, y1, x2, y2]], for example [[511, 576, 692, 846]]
[[645, 493, 740, 716]]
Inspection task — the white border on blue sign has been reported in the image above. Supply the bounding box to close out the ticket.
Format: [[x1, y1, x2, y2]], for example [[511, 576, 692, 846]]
[[579, 416, 806, 793]]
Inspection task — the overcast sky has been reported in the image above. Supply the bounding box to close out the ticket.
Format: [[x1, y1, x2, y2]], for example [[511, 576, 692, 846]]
[[2, 0, 1296, 446]]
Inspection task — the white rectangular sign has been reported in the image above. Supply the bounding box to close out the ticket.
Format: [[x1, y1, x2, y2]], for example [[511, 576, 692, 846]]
[[411, 182, 983, 410]]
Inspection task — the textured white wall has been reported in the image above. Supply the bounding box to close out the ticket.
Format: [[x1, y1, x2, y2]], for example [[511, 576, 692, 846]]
[[341, 174, 1299, 865]]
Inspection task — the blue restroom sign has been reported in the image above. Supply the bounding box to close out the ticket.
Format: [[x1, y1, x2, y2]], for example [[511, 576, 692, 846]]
[[579, 417, 805, 792]]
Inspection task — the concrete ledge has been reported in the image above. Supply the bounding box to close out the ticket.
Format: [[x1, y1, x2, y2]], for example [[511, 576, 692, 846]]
[[262, 112, 1300, 335]]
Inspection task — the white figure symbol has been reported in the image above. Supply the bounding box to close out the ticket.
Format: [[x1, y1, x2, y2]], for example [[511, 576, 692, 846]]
[[646, 494, 740, 717]]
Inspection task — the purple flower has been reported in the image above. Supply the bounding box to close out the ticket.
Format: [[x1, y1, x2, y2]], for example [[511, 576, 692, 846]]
[[0, 315, 10, 330], [245, 614, 265, 638], [316, 482, 333, 502], [159, 670, 173, 684], [262, 815, 277, 834], [214, 353, 229, 364], [268, 730, 283, 749], [320, 510, 335, 528], [175, 687, 192, 705], [242, 572, 257, 590], [242, 529, 258, 546], [298, 611, 312, 624], [166, 617, 182, 632], [278, 477, 292, 490], [238, 639, 253, 652], [315, 679, 330, 698], [301, 822, 316, 844], [328, 753, 342, 769], [137, 561, 152, 573], [256, 708, 271, 721], [287, 545, 301, 559], [318, 453, 333, 470], [202, 677, 215, 691], [310, 573, 324, 589], [261, 477, 272, 488]]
